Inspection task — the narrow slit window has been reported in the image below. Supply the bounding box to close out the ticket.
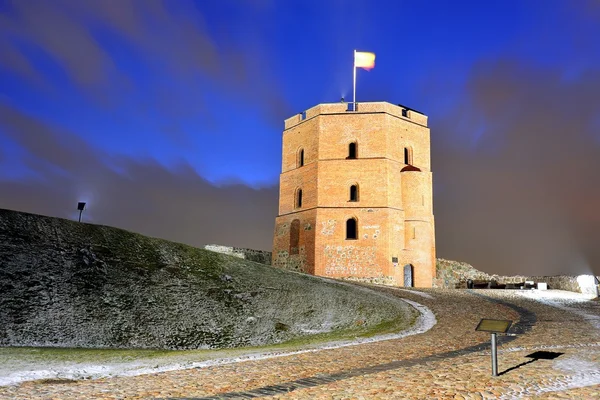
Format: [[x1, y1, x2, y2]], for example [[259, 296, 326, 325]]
[[350, 185, 358, 202], [348, 142, 357, 159], [298, 148, 304, 167], [296, 189, 303, 208], [404, 147, 412, 165], [346, 218, 357, 239]]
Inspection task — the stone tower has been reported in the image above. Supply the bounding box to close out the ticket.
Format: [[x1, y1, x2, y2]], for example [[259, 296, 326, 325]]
[[272, 102, 435, 287]]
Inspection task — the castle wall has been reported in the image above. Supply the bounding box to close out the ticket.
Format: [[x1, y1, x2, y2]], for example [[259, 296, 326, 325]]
[[281, 117, 319, 173], [386, 117, 431, 171], [400, 170, 436, 286], [314, 207, 394, 281], [272, 209, 317, 274], [435, 259, 599, 295], [317, 113, 387, 160], [283, 102, 428, 130], [204, 245, 272, 265], [277, 162, 318, 215], [317, 159, 389, 208]]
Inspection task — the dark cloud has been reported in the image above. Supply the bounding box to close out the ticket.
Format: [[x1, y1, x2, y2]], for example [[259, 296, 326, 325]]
[[0, 37, 47, 91], [433, 59, 600, 276], [0, 0, 292, 127], [0, 104, 278, 251], [0, 0, 116, 92], [0, 103, 102, 173]]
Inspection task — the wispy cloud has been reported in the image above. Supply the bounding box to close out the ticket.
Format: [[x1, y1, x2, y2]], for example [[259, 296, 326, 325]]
[[0, 102, 278, 250], [0, 0, 292, 131]]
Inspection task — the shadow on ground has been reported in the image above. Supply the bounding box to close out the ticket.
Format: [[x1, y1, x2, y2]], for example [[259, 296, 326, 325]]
[[499, 351, 564, 376]]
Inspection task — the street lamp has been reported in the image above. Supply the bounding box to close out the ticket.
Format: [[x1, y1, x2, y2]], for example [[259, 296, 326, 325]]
[[77, 202, 86, 222]]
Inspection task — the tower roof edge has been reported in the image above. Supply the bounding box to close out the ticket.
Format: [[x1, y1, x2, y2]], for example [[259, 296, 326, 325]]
[[284, 101, 427, 130]]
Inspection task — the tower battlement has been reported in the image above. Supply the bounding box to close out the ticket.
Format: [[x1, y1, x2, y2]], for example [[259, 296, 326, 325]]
[[284, 101, 428, 130]]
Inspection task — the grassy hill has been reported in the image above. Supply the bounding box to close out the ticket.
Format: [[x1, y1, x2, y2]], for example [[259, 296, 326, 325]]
[[0, 209, 415, 350]]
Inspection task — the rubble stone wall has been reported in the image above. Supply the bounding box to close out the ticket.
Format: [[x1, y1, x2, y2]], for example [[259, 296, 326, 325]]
[[435, 258, 599, 295], [204, 244, 272, 266]]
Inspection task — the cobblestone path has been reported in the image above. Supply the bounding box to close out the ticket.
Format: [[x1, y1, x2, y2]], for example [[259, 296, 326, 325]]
[[1, 288, 599, 399]]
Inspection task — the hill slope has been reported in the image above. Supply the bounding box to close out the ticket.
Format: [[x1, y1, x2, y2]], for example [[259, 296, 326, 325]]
[[0, 209, 414, 350]]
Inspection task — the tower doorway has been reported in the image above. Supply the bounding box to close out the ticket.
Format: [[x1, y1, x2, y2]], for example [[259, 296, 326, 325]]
[[403, 264, 414, 287]]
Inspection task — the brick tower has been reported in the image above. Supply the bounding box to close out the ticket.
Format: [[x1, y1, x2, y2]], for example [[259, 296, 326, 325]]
[[272, 102, 435, 287]]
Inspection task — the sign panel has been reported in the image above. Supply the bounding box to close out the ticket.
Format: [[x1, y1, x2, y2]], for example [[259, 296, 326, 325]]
[[475, 319, 512, 333]]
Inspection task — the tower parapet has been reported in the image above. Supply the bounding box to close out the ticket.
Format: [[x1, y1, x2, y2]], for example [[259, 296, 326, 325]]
[[284, 102, 428, 130]]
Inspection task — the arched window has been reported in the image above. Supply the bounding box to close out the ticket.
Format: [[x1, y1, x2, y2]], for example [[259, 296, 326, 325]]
[[404, 147, 412, 165], [349, 184, 359, 202], [296, 189, 303, 208], [346, 218, 357, 239], [290, 219, 300, 255], [348, 142, 357, 159], [298, 148, 304, 167]]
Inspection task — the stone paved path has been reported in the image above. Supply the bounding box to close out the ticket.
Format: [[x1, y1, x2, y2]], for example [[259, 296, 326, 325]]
[[1, 287, 599, 399]]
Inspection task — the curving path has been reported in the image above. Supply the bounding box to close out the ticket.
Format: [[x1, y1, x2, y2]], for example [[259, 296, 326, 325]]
[[1, 287, 599, 399]]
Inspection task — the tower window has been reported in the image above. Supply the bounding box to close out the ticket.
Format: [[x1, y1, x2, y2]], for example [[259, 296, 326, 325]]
[[346, 218, 358, 240], [296, 189, 303, 208], [348, 142, 357, 159], [298, 148, 304, 167], [402, 108, 409, 118], [349, 184, 359, 202], [404, 147, 413, 165], [290, 219, 300, 255]]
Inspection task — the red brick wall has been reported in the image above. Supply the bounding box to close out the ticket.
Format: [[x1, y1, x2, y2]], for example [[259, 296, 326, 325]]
[[273, 102, 436, 287]]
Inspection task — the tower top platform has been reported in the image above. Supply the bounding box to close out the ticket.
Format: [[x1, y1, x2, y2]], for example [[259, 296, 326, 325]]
[[284, 101, 428, 130]]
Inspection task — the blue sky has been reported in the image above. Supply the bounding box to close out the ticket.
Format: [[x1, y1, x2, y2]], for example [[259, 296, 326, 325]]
[[1, 0, 599, 275]]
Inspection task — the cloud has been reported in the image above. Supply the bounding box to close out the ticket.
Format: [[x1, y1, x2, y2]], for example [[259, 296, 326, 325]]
[[0, 0, 292, 126], [0, 103, 102, 173], [0, 103, 278, 251], [433, 59, 600, 276]]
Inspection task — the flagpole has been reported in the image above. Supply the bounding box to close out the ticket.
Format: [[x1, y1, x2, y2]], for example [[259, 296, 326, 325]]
[[353, 49, 356, 110]]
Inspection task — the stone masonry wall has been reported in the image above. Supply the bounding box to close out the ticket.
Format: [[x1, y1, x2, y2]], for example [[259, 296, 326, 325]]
[[435, 258, 599, 295], [204, 244, 272, 266]]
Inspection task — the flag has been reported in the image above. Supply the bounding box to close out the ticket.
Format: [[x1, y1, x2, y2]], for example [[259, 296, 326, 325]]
[[354, 51, 375, 70]]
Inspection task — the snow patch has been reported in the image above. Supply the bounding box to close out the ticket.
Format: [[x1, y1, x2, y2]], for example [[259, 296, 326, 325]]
[[394, 289, 435, 299], [510, 290, 600, 330], [497, 352, 600, 399]]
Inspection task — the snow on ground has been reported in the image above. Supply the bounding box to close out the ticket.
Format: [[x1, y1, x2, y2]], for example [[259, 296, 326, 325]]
[[512, 289, 597, 302], [497, 351, 600, 399], [511, 289, 600, 330], [492, 289, 600, 398], [0, 299, 436, 387], [394, 289, 435, 299]]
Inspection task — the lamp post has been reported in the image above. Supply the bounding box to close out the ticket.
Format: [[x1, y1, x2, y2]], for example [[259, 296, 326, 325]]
[[77, 202, 86, 222]]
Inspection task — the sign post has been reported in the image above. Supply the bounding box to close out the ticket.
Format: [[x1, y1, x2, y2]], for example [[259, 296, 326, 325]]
[[475, 319, 513, 377]]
